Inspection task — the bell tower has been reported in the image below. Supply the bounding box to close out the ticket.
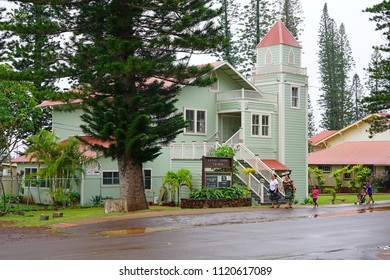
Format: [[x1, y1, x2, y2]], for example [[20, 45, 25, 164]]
[[251, 20, 309, 198]]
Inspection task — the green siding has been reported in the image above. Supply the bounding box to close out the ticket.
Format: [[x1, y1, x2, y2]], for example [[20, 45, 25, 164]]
[[52, 109, 84, 141], [218, 102, 241, 112]]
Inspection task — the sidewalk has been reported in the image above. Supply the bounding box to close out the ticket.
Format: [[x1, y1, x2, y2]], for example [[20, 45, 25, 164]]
[[51, 200, 390, 229]]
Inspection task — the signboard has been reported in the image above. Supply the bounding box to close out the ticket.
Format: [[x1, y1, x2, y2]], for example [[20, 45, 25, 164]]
[[202, 156, 233, 188], [203, 157, 233, 169]]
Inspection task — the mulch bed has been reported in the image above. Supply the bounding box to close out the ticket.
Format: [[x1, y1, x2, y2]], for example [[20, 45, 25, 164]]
[[0, 221, 66, 245]]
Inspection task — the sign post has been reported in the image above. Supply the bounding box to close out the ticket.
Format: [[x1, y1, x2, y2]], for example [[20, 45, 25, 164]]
[[202, 156, 234, 188]]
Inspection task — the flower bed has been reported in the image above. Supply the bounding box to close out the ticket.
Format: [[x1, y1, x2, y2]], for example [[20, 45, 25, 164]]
[[180, 197, 252, 209]]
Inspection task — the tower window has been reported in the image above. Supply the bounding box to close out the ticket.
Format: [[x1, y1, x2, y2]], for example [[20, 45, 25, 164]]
[[265, 48, 272, 64], [292, 86, 300, 108], [288, 49, 295, 64]]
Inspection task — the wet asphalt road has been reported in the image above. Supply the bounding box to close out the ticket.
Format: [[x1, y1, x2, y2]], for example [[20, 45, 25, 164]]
[[1, 202, 390, 260]]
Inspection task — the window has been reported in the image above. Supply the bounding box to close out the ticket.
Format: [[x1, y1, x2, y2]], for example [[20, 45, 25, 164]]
[[25, 168, 38, 187], [143, 169, 152, 190], [318, 165, 331, 173], [288, 49, 295, 64], [262, 115, 270, 136], [252, 114, 270, 137], [343, 173, 352, 180], [291, 86, 299, 108], [252, 115, 259, 135], [102, 171, 119, 185], [185, 109, 206, 134], [265, 48, 272, 64]]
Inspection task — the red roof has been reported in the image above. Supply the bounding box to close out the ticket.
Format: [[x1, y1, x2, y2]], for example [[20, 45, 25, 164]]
[[262, 159, 290, 171], [257, 20, 301, 48], [309, 130, 338, 145], [11, 136, 111, 163], [308, 141, 390, 165], [11, 155, 37, 163]]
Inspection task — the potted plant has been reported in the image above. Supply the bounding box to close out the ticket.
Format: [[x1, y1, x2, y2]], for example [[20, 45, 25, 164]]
[[69, 191, 80, 206]]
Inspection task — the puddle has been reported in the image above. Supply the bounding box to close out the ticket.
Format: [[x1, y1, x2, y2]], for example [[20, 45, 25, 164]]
[[100, 226, 180, 236], [309, 206, 390, 218]]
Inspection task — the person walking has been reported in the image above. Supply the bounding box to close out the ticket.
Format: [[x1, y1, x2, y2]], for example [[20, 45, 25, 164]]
[[312, 185, 320, 208], [269, 174, 280, 208], [365, 179, 374, 204], [282, 175, 296, 209]]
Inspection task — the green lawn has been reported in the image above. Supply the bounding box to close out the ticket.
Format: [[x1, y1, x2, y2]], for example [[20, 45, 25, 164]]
[[0, 206, 181, 227], [314, 193, 390, 205]]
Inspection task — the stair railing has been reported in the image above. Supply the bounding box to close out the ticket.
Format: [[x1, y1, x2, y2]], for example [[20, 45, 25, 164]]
[[223, 128, 242, 147], [234, 143, 284, 197], [236, 160, 265, 203]]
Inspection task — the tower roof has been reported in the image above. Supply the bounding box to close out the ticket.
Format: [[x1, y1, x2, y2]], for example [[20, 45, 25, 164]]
[[257, 20, 301, 48]]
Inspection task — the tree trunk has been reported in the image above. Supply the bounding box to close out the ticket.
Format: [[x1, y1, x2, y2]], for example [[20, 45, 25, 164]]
[[117, 155, 149, 212]]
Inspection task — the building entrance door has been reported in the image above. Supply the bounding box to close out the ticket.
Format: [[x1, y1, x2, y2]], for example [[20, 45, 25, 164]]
[[221, 115, 241, 142]]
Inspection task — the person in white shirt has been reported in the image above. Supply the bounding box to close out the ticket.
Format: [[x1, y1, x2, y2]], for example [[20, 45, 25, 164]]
[[269, 174, 280, 208]]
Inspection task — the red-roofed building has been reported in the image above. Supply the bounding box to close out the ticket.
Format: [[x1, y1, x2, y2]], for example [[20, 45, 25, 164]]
[[309, 114, 390, 190]]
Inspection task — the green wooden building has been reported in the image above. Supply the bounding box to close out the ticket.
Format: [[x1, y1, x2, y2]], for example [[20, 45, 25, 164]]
[[12, 20, 308, 206]]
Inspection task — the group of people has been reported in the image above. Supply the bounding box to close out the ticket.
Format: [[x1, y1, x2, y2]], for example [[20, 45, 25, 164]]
[[269, 173, 296, 209], [268, 174, 374, 208]]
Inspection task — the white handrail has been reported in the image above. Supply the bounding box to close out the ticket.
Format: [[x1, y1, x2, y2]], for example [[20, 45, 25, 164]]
[[235, 143, 284, 196], [223, 128, 242, 146]]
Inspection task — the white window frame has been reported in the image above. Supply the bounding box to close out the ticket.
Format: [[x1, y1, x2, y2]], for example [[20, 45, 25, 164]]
[[184, 108, 207, 135], [251, 113, 271, 137], [291, 86, 300, 109], [102, 171, 119, 186], [143, 169, 152, 190]]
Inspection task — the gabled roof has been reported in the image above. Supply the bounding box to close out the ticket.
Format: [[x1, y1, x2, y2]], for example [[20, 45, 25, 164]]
[[309, 130, 338, 145], [11, 136, 109, 163], [308, 141, 390, 166], [257, 19, 301, 49], [36, 61, 259, 108], [209, 61, 259, 92], [310, 113, 390, 146]]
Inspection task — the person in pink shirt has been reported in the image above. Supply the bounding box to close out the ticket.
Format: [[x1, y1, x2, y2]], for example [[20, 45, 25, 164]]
[[312, 185, 320, 208]]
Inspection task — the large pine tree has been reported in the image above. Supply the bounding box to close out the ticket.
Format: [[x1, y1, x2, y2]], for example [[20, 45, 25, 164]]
[[214, 0, 242, 66], [236, 0, 276, 76], [350, 73, 365, 121], [0, 1, 70, 132], [362, 0, 390, 136], [275, 0, 304, 40], [317, 4, 355, 130], [64, 0, 223, 211]]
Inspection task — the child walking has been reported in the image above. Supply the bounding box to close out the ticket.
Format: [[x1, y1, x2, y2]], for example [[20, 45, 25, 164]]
[[312, 185, 320, 208]]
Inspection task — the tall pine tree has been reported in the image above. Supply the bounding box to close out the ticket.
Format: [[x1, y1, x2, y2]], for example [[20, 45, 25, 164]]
[[0, 1, 71, 132], [275, 0, 304, 40], [317, 4, 355, 130], [65, 0, 223, 211], [350, 73, 365, 121], [362, 0, 390, 136], [236, 0, 276, 76], [214, 0, 241, 66]]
